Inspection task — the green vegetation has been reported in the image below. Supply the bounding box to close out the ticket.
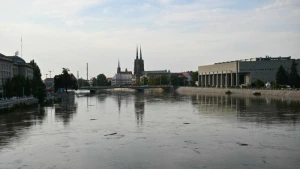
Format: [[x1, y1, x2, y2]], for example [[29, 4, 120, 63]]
[[276, 65, 288, 86], [188, 71, 198, 86], [252, 79, 265, 88], [288, 60, 300, 88], [148, 75, 169, 86], [93, 74, 108, 86], [77, 78, 90, 87], [54, 68, 78, 92], [2, 60, 46, 104], [225, 90, 232, 95]]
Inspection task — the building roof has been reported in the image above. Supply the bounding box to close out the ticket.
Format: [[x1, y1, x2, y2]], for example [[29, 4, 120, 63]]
[[143, 70, 170, 74], [9, 56, 26, 64]]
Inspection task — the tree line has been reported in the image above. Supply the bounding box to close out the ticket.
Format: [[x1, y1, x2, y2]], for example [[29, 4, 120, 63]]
[[250, 60, 300, 88], [54, 68, 78, 92], [2, 60, 46, 103]]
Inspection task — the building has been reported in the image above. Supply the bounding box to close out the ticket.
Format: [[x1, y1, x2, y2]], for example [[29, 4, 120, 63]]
[[198, 56, 300, 87], [111, 60, 132, 86], [134, 45, 144, 83], [0, 53, 33, 86], [142, 70, 170, 78]]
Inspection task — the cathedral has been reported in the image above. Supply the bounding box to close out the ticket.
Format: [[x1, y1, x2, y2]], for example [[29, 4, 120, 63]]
[[134, 45, 144, 78]]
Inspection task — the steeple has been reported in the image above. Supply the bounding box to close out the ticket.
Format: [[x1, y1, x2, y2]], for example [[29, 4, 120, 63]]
[[140, 44, 142, 60], [136, 45, 139, 59], [117, 59, 121, 73]]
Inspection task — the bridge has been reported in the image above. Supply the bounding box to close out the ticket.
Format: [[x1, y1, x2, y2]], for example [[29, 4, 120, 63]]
[[78, 85, 174, 93]]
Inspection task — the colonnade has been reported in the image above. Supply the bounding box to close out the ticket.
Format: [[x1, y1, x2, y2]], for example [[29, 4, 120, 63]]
[[198, 71, 239, 88]]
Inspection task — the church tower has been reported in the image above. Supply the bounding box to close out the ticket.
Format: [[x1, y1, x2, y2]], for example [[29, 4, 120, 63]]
[[117, 59, 121, 73], [134, 45, 144, 77]]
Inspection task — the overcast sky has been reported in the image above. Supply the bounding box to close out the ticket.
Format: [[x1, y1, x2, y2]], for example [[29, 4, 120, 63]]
[[0, 0, 299, 79]]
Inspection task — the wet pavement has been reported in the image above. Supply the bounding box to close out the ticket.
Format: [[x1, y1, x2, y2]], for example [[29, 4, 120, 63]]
[[0, 92, 300, 169]]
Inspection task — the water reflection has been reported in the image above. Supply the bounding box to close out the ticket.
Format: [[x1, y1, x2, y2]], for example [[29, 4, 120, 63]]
[[191, 94, 300, 125], [0, 108, 46, 149], [55, 97, 78, 126], [135, 94, 145, 126]]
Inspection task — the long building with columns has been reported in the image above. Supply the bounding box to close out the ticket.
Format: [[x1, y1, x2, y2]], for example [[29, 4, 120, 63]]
[[198, 56, 300, 87]]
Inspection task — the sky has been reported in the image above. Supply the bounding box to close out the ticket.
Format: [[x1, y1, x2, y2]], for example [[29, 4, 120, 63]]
[[0, 0, 299, 79]]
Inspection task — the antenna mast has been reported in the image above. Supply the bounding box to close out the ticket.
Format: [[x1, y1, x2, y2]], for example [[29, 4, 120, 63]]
[[21, 35, 23, 58], [86, 63, 88, 81]]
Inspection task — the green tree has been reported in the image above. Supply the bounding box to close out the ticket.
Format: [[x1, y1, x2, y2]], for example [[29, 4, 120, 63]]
[[24, 77, 31, 97], [54, 68, 78, 92], [188, 71, 198, 86], [30, 60, 46, 103], [276, 65, 288, 86], [288, 60, 300, 88], [93, 74, 108, 86], [12, 75, 25, 97], [4, 78, 13, 99], [141, 77, 148, 85], [78, 78, 90, 87], [148, 77, 156, 86], [252, 79, 265, 88]]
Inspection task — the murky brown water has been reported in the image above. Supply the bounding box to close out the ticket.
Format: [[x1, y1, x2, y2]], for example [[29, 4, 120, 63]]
[[1, 91, 300, 169]]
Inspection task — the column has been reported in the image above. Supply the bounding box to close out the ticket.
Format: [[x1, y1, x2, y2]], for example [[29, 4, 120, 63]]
[[198, 73, 200, 87], [221, 71, 223, 88], [216, 72, 219, 87], [205, 73, 207, 87], [212, 73, 215, 87], [225, 71, 227, 88], [231, 71, 233, 87], [236, 61, 239, 87]]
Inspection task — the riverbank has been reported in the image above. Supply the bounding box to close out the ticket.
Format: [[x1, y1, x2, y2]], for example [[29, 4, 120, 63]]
[[0, 97, 39, 113], [176, 87, 300, 100]]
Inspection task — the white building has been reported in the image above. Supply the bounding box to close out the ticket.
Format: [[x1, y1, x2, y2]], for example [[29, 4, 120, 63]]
[[0, 53, 33, 86], [111, 60, 132, 86]]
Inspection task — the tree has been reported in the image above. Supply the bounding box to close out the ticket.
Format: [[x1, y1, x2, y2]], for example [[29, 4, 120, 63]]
[[24, 77, 31, 97], [3, 78, 13, 99], [276, 65, 288, 86], [252, 79, 264, 88], [78, 78, 90, 87], [54, 68, 78, 92], [148, 77, 156, 86], [12, 75, 25, 97], [93, 74, 108, 86], [188, 71, 198, 86], [141, 77, 148, 85], [288, 60, 300, 88], [30, 60, 46, 103]]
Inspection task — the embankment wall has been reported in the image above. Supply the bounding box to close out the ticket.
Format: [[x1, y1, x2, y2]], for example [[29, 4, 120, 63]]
[[176, 87, 300, 99]]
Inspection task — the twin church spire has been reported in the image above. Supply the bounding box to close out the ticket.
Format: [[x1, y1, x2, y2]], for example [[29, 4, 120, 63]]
[[136, 45, 142, 60]]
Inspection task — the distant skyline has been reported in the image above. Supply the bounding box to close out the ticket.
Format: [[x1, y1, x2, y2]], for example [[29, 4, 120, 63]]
[[0, 0, 299, 79]]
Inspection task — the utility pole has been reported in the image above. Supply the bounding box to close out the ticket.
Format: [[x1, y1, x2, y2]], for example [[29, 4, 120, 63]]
[[48, 71, 52, 78], [21, 35, 23, 58], [86, 63, 88, 81]]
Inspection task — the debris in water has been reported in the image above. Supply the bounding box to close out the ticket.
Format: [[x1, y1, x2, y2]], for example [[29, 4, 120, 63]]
[[183, 123, 190, 124], [236, 142, 249, 146], [104, 132, 117, 136], [90, 119, 97, 120]]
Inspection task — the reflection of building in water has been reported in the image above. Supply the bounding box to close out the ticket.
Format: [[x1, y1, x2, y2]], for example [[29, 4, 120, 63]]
[[134, 94, 145, 126], [55, 95, 77, 126], [192, 95, 239, 113], [0, 108, 46, 149], [192, 94, 300, 125]]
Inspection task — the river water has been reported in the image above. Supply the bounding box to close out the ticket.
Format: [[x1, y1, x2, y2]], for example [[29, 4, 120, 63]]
[[0, 91, 300, 169]]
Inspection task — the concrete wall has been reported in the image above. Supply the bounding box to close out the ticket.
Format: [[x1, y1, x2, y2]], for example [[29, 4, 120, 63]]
[[198, 61, 237, 73], [239, 59, 300, 84], [176, 87, 300, 100]]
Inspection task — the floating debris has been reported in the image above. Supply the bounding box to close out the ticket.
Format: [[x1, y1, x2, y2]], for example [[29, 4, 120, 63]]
[[183, 123, 190, 124], [104, 132, 117, 136], [90, 119, 97, 121], [236, 142, 249, 146]]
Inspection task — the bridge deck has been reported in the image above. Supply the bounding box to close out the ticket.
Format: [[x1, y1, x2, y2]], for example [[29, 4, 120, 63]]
[[79, 85, 173, 90]]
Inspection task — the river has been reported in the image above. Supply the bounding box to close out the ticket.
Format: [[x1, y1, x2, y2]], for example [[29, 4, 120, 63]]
[[0, 91, 300, 169]]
